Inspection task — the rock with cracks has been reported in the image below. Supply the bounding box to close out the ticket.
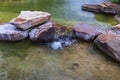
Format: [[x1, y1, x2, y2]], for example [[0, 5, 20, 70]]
[[29, 21, 55, 42], [94, 34, 120, 61], [82, 2, 120, 14], [10, 11, 51, 30]]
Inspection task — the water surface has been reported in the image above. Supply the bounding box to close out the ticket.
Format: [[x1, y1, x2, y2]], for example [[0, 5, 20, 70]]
[[0, 0, 120, 80]]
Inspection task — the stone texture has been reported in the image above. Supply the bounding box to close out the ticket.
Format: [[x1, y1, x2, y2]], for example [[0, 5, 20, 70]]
[[82, 2, 120, 14], [94, 34, 120, 61], [29, 21, 55, 42], [0, 23, 28, 41], [10, 11, 51, 30], [82, 4, 100, 12], [73, 24, 105, 41], [114, 15, 120, 23], [98, 2, 120, 14]]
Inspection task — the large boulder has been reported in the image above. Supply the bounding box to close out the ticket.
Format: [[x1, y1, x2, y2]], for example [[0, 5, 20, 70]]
[[0, 23, 28, 41], [94, 34, 120, 61], [82, 2, 120, 14], [10, 11, 51, 30], [29, 21, 55, 42], [73, 24, 105, 41]]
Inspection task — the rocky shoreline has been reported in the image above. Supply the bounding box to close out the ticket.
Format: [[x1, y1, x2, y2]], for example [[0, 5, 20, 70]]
[[0, 6, 120, 62]]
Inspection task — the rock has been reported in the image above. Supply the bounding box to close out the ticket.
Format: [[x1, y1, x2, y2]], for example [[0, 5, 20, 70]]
[[114, 15, 120, 22], [82, 4, 100, 12], [0, 23, 28, 41], [82, 2, 120, 14], [107, 24, 120, 34], [94, 34, 120, 61], [113, 24, 120, 30], [29, 21, 55, 42], [10, 11, 51, 30], [73, 24, 105, 41], [98, 2, 120, 14]]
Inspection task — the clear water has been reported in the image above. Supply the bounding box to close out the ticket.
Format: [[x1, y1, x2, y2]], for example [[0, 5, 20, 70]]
[[0, 0, 120, 80]]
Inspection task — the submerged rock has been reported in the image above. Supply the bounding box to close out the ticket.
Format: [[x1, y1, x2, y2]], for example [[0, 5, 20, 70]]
[[29, 21, 55, 42], [10, 11, 51, 30], [82, 2, 120, 14], [0, 23, 28, 41], [94, 34, 120, 61], [73, 24, 105, 41]]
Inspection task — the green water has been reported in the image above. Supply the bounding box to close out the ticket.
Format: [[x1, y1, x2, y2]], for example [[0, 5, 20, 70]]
[[0, 0, 120, 80]]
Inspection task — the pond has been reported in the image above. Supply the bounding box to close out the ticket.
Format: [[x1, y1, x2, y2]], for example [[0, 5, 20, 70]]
[[0, 0, 120, 80]]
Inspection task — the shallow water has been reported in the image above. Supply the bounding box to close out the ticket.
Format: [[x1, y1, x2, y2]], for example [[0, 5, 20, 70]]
[[0, 0, 120, 80]]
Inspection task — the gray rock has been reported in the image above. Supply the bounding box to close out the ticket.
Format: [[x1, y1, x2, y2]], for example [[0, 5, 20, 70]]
[[10, 11, 51, 30], [0, 23, 28, 41], [29, 21, 55, 42], [94, 34, 120, 61], [73, 24, 105, 41]]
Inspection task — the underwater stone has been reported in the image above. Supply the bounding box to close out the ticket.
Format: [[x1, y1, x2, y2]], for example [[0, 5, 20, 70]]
[[0, 23, 28, 41], [10, 11, 51, 30]]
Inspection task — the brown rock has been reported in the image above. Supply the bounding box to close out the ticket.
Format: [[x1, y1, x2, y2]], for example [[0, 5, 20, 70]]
[[29, 21, 55, 42], [82, 4, 100, 12], [94, 34, 120, 61], [73, 24, 105, 41], [82, 2, 120, 14], [10, 11, 51, 30], [98, 2, 120, 14]]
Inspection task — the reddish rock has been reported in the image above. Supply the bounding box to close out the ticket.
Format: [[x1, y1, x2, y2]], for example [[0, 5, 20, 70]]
[[98, 2, 120, 14], [73, 24, 105, 41], [82, 4, 100, 12], [82, 2, 120, 14], [10, 11, 51, 30], [94, 34, 120, 61], [29, 21, 55, 42]]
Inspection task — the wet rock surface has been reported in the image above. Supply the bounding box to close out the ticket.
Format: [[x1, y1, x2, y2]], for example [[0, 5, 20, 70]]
[[0, 23, 28, 41], [10, 11, 51, 30], [73, 24, 105, 41], [82, 4, 100, 12], [94, 34, 120, 61], [48, 25, 76, 50], [82, 2, 120, 14], [29, 21, 55, 42]]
